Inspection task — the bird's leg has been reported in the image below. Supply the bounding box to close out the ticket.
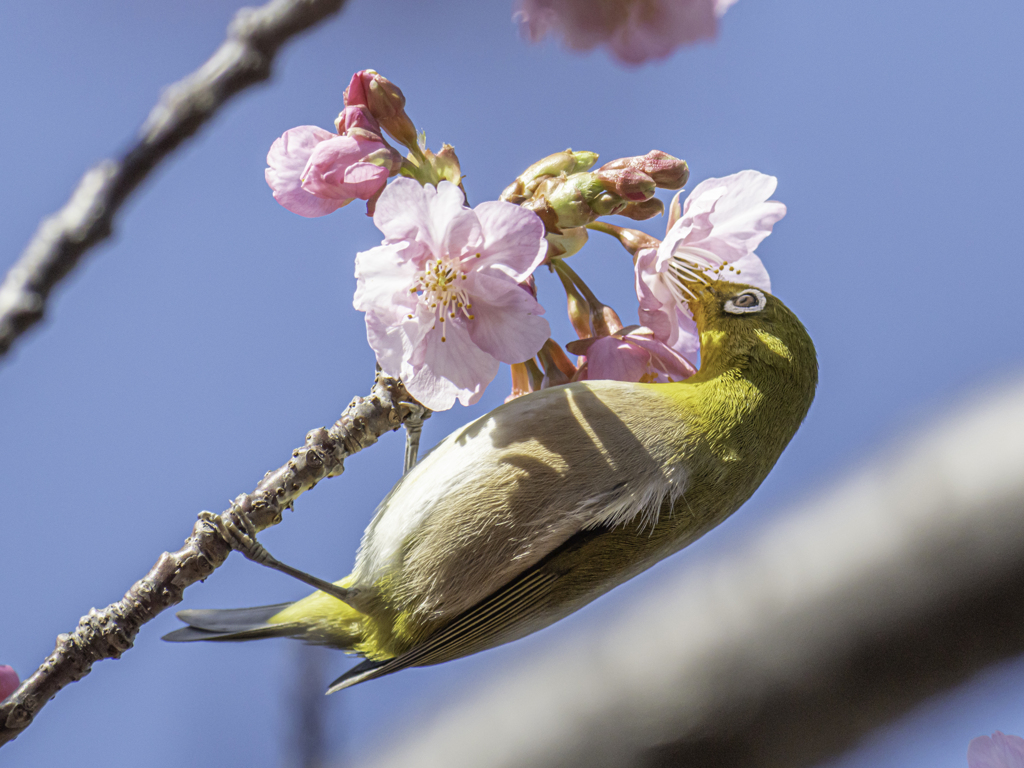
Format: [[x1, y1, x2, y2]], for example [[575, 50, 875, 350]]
[[401, 400, 431, 475], [197, 510, 357, 607]]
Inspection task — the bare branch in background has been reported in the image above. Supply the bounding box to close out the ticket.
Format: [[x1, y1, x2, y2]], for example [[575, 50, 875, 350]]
[[0, 0, 347, 362], [364, 375, 1024, 768], [0, 372, 412, 748], [287, 645, 330, 768]]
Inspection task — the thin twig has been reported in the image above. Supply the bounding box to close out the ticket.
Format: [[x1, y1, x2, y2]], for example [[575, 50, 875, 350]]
[[362, 376, 1024, 768], [0, 0, 347, 361], [0, 371, 413, 748]]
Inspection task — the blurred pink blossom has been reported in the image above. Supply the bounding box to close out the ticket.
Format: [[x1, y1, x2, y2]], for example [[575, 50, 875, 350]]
[[265, 110, 400, 218], [354, 179, 549, 410], [635, 169, 785, 359], [516, 0, 737, 65], [0, 665, 18, 701], [969, 732, 1024, 768]]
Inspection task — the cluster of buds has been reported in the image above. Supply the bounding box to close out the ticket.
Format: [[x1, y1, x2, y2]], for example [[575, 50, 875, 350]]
[[269, 69, 785, 412], [266, 70, 464, 217], [501, 149, 688, 258]]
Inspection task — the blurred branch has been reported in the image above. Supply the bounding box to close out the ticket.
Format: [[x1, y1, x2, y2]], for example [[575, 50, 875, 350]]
[[287, 645, 329, 768], [0, 371, 412, 748], [0, 0, 347, 362], [365, 376, 1024, 768]]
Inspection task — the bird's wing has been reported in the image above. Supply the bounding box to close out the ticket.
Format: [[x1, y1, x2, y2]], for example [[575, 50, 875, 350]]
[[327, 527, 607, 692], [352, 381, 691, 624]]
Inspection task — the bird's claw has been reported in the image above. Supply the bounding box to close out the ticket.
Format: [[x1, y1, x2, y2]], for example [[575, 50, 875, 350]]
[[198, 510, 277, 567]]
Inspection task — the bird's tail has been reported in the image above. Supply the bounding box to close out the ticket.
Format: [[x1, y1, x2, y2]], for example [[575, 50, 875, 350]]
[[163, 583, 366, 650], [163, 603, 297, 643]]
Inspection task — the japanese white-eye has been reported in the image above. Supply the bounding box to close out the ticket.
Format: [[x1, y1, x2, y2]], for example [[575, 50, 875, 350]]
[[165, 277, 816, 692]]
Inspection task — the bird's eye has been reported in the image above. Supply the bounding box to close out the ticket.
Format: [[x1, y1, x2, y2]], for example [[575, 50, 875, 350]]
[[724, 289, 767, 315]]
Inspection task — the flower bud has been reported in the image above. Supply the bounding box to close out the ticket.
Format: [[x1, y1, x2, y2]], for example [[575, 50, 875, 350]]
[[345, 70, 406, 115], [598, 151, 689, 190], [592, 303, 624, 337], [545, 226, 588, 259], [367, 75, 406, 119], [431, 144, 462, 185], [506, 359, 545, 402], [554, 263, 593, 339], [545, 173, 627, 227], [344, 70, 418, 149], [521, 149, 600, 191], [618, 197, 665, 220], [334, 105, 380, 135], [537, 339, 577, 387], [595, 167, 656, 201], [343, 70, 373, 107]]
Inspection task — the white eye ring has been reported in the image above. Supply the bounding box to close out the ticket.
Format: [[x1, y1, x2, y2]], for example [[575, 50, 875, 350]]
[[724, 288, 767, 315]]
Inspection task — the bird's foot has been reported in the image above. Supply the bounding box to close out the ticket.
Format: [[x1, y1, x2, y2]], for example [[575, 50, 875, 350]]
[[197, 510, 355, 607]]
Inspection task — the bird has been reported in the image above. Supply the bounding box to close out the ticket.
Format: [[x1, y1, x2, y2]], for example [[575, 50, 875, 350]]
[[164, 275, 817, 693]]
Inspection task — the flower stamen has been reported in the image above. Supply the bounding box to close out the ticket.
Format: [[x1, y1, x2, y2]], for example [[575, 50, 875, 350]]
[[665, 246, 719, 304], [413, 256, 475, 342]]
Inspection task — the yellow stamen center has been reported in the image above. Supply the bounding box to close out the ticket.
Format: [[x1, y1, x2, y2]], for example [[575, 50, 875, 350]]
[[412, 256, 475, 342]]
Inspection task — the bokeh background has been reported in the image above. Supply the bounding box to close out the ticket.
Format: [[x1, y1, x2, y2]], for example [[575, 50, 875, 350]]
[[2, 0, 1023, 765]]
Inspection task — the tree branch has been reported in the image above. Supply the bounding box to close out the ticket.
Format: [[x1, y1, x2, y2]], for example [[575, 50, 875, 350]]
[[362, 376, 1024, 768], [0, 371, 411, 748], [0, 0, 347, 361]]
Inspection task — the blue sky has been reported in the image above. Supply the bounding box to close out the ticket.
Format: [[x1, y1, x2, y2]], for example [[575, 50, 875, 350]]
[[2, 0, 1023, 766]]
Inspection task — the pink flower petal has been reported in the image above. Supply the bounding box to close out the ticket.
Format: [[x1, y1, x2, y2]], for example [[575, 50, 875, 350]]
[[356, 179, 548, 410], [680, 170, 786, 262], [583, 336, 652, 382], [465, 272, 550, 364], [968, 732, 1024, 768], [344, 71, 371, 107], [581, 330, 696, 383], [635, 247, 701, 358], [0, 665, 18, 701], [404, 319, 500, 410], [716, 251, 771, 292], [609, 0, 717, 65], [265, 126, 346, 218], [472, 201, 549, 282], [373, 179, 470, 254], [336, 105, 380, 133], [301, 134, 390, 202], [353, 242, 422, 313], [516, 0, 721, 66]]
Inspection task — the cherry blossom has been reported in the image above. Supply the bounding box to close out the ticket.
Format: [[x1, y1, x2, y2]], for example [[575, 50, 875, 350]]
[[265, 107, 400, 218], [573, 327, 697, 383], [516, 0, 737, 65], [969, 732, 1024, 768], [635, 169, 785, 357], [354, 179, 549, 410]]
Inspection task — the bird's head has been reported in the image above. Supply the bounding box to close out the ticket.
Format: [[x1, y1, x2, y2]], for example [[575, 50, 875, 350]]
[[681, 278, 816, 383]]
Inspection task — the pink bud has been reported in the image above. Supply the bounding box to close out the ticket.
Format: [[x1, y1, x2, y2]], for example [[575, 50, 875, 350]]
[[0, 665, 19, 701], [301, 134, 393, 202], [634, 150, 689, 189], [343, 70, 374, 107], [334, 105, 381, 135], [618, 197, 665, 220], [596, 167, 656, 201]]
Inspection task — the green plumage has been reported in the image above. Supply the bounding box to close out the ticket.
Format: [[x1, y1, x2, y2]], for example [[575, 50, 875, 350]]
[[165, 280, 817, 691]]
